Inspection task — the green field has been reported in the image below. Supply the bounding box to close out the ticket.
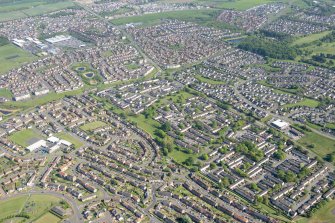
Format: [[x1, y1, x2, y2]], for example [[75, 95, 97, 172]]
[[0, 194, 64, 222], [2, 87, 85, 110], [168, 149, 198, 164], [0, 88, 13, 99], [284, 98, 320, 108], [0, 0, 76, 22], [199, 0, 275, 10], [0, 44, 36, 74], [9, 128, 43, 147], [55, 132, 84, 149], [296, 199, 335, 223], [298, 131, 335, 158], [195, 75, 226, 85], [292, 31, 331, 46], [80, 121, 107, 131], [34, 212, 61, 223], [111, 9, 219, 26]]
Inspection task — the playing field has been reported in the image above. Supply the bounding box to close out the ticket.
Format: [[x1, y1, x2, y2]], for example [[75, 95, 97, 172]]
[[0, 194, 64, 222], [0, 44, 36, 74], [111, 9, 218, 26], [200, 0, 275, 10], [296, 199, 335, 223], [55, 132, 83, 149], [80, 121, 107, 131], [0, 0, 76, 22], [284, 98, 320, 108], [298, 131, 335, 158], [34, 212, 61, 223], [292, 31, 331, 46], [9, 128, 43, 147]]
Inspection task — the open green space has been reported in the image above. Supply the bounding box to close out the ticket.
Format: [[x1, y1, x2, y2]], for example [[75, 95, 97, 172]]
[[9, 128, 43, 147], [33, 212, 61, 223], [0, 44, 37, 74], [284, 98, 320, 108], [168, 149, 198, 164], [199, 0, 275, 10], [296, 199, 335, 223], [0, 194, 65, 222], [0, 88, 13, 99], [2, 87, 85, 110], [111, 9, 219, 26], [292, 31, 331, 46], [128, 114, 161, 137], [298, 131, 335, 158], [55, 132, 84, 149], [195, 75, 226, 85], [80, 121, 107, 131], [0, 0, 76, 22]]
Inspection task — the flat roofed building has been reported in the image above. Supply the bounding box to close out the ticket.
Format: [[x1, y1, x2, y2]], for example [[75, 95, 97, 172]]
[[271, 119, 289, 130]]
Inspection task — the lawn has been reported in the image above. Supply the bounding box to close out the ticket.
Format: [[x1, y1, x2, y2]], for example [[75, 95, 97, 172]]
[[9, 128, 43, 147], [284, 98, 320, 108], [0, 88, 13, 99], [296, 199, 335, 223], [0, 195, 28, 219], [298, 131, 335, 158], [111, 9, 219, 26], [55, 132, 84, 149], [292, 31, 331, 46], [0, 194, 64, 222], [195, 75, 226, 85], [200, 0, 275, 10], [80, 121, 107, 131], [168, 149, 198, 164], [2, 87, 85, 110], [0, 44, 36, 74], [34, 212, 61, 223], [127, 114, 161, 137], [0, 0, 75, 22]]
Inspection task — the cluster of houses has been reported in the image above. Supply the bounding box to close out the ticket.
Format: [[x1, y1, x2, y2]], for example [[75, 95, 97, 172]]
[[90, 1, 203, 20], [153, 96, 241, 153], [265, 18, 328, 36], [98, 79, 183, 114], [129, 20, 239, 68], [217, 3, 286, 32], [238, 81, 303, 111], [198, 122, 335, 218]]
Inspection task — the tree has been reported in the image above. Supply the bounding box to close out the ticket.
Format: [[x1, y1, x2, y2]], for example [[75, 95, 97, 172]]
[[183, 157, 194, 166], [273, 150, 286, 160], [161, 121, 171, 132], [199, 153, 209, 161], [176, 215, 192, 223]]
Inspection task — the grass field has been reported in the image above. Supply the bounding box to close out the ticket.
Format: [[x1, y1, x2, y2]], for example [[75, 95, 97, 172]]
[[168, 149, 198, 164], [34, 212, 61, 223], [9, 128, 43, 147], [296, 199, 335, 223], [0, 44, 36, 74], [0, 0, 76, 22], [2, 87, 85, 110], [80, 121, 107, 131], [111, 9, 218, 26], [292, 31, 331, 46], [55, 132, 84, 149], [284, 98, 320, 108], [199, 0, 275, 10], [298, 131, 335, 158], [0, 88, 13, 99], [0, 194, 64, 222], [0, 196, 28, 219], [195, 75, 226, 85]]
